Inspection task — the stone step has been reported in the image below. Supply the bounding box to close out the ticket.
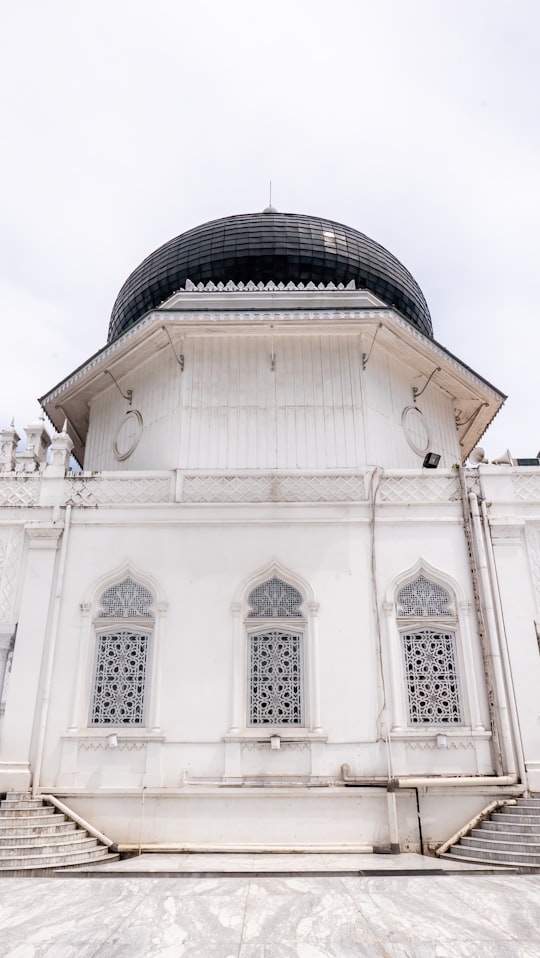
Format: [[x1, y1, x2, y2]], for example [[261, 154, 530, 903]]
[[0, 823, 78, 843], [449, 844, 540, 866], [0, 812, 63, 829], [0, 845, 114, 870], [440, 851, 523, 869], [463, 834, 540, 855], [0, 806, 57, 818], [5, 792, 33, 801], [480, 819, 540, 835], [0, 836, 98, 856], [473, 825, 540, 842], [0, 800, 48, 810], [494, 813, 540, 826], [0, 851, 120, 876], [516, 798, 540, 807]]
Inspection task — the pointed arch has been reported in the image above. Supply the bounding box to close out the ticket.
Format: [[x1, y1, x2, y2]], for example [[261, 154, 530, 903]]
[[228, 560, 322, 735], [382, 558, 484, 731], [86, 560, 166, 616], [385, 558, 464, 612], [234, 559, 316, 614], [83, 562, 166, 728]]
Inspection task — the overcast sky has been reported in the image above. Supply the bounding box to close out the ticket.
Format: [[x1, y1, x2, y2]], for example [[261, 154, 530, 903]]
[[1, 0, 538, 459]]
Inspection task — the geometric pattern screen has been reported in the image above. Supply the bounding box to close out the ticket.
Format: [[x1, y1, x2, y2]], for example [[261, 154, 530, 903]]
[[92, 577, 153, 725], [247, 577, 303, 617], [248, 630, 303, 725], [90, 630, 149, 725], [397, 575, 452, 617], [402, 628, 462, 724], [98, 577, 153, 618]]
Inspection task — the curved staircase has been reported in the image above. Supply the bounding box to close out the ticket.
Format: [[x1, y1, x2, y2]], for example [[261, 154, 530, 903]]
[[0, 792, 119, 875], [438, 796, 540, 869]]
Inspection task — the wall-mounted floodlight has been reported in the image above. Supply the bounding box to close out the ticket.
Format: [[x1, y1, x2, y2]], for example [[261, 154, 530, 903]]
[[270, 735, 281, 750], [107, 734, 118, 749], [423, 452, 441, 469]]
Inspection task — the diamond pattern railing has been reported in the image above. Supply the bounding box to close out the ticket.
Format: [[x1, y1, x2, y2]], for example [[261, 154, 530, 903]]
[[182, 473, 366, 503], [379, 475, 460, 503], [513, 474, 540, 501], [66, 476, 172, 506], [0, 477, 39, 507]]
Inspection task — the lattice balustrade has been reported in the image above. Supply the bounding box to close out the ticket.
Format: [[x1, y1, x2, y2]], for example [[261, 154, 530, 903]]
[[248, 577, 303, 618], [182, 473, 365, 503], [98, 577, 153, 618], [513, 474, 540, 501], [402, 628, 462, 724], [66, 476, 171, 506], [90, 630, 149, 725], [0, 477, 39, 507], [248, 630, 304, 725], [379, 475, 460, 503], [397, 576, 453, 617]]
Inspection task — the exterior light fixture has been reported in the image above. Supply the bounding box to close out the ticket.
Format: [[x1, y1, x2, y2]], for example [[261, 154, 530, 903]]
[[270, 735, 281, 750], [423, 452, 441, 469], [436, 734, 448, 749], [107, 734, 118, 749]]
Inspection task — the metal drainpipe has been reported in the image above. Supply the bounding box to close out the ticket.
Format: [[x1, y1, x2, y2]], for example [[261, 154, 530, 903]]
[[457, 468, 503, 774], [32, 504, 72, 797], [480, 498, 528, 790], [467, 491, 517, 777]]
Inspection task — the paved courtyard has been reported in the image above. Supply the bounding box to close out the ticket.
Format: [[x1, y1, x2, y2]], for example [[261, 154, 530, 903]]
[[1, 867, 540, 957]]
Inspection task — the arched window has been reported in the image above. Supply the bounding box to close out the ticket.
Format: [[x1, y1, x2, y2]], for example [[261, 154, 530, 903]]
[[246, 576, 305, 726], [397, 574, 462, 725], [90, 576, 154, 726]]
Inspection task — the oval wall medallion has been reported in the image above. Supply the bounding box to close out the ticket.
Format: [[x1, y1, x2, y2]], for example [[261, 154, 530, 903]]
[[113, 409, 143, 461], [401, 405, 431, 458]]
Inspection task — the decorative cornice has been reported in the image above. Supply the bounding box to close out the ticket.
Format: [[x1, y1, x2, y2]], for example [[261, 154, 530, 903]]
[[181, 279, 357, 292]]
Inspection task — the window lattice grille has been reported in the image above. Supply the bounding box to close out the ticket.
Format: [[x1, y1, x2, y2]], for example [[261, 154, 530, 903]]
[[249, 630, 303, 725], [397, 575, 452, 617], [402, 628, 462, 724], [247, 577, 303, 618], [98, 577, 153, 618], [91, 630, 149, 725]]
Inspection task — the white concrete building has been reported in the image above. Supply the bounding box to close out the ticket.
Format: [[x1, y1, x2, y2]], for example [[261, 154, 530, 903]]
[[0, 210, 538, 854]]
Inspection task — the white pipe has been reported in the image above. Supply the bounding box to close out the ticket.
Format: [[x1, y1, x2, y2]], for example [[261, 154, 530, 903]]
[[394, 774, 519, 788], [32, 504, 72, 797], [341, 765, 520, 788], [42, 793, 115, 848], [480, 499, 528, 790], [468, 493, 517, 776]]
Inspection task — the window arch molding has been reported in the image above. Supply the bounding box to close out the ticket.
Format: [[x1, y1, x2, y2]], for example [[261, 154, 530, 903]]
[[69, 562, 167, 733], [382, 558, 486, 734], [227, 560, 322, 737]]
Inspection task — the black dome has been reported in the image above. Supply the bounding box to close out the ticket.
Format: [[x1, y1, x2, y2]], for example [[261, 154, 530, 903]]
[[108, 212, 432, 341]]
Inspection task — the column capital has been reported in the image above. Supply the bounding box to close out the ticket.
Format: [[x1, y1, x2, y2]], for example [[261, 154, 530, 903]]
[[24, 523, 63, 549]]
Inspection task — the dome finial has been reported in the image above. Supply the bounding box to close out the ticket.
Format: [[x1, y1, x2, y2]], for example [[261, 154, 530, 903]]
[[263, 178, 277, 213]]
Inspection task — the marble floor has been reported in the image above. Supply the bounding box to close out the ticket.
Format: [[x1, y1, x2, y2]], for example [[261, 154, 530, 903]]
[[1, 871, 540, 957], [68, 851, 488, 875]]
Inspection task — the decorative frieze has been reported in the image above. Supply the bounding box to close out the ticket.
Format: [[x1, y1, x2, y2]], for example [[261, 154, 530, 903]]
[[0, 529, 23, 623], [65, 475, 172, 505], [379, 475, 460, 503], [0, 477, 39, 507], [182, 473, 366, 503], [181, 279, 357, 292], [513, 474, 540, 501]]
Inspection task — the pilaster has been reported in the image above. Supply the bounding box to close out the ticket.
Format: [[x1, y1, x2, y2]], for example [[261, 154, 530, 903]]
[[0, 522, 62, 789]]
